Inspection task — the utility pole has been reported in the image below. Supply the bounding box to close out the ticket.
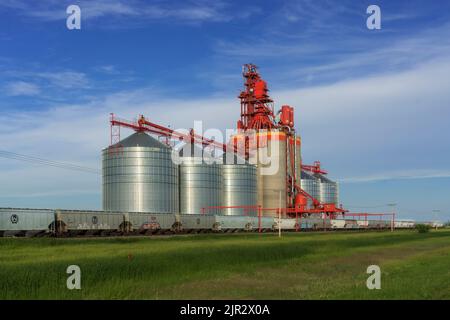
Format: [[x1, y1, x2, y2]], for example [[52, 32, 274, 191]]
[[278, 190, 282, 238], [272, 189, 282, 238]]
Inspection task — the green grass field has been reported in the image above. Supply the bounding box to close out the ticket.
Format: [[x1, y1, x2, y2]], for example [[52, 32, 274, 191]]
[[1, 230, 449, 299]]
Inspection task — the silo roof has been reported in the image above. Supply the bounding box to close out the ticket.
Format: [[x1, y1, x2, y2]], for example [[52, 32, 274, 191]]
[[301, 170, 314, 179], [315, 173, 335, 183], [178, 143, 207, 157], [111, 132, 168, 149]]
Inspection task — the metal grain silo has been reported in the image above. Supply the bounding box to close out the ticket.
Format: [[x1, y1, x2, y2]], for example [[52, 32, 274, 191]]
[[316, 174, 339, 206], [178, 144, 223, 215], [221, 152, 257, 216], [251, 130, 287, 216], [102, 132, 179, 213], [300, 170, 320, 208]]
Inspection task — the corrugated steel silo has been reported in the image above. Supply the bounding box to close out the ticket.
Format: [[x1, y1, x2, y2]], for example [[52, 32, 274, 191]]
[[221, 152, 257, 215], [250, 130, 287, 216], [102, 132, 179, 213], [178, 144, 223, 215], [300, 170, 320, 208], [316, 174, 339, 205]]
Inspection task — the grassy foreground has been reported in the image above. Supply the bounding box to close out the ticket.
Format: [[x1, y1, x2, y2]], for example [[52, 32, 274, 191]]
[[0, 230, 449, 299]]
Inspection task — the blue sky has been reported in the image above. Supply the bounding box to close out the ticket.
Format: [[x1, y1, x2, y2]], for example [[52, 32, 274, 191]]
[[0, 0, 449, 222]]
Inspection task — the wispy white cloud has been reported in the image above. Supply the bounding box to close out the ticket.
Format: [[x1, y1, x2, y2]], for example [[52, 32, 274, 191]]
[[0, 0, 255, 25], [210, 3, 450, 89], [340, 170, 450, 183], [3, 81, 40, 96], [275, 0, 361, 30], [283, 23, 450, 83], [1, 70, 91, 98], [35, 71, 90, 89], [382, 13, 418, 22], [274, 57, 450, 172], [95, 65, 120, 75]]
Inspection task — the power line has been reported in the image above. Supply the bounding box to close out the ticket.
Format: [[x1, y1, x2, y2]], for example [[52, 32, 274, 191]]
[[0, 150, 101, 175]]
